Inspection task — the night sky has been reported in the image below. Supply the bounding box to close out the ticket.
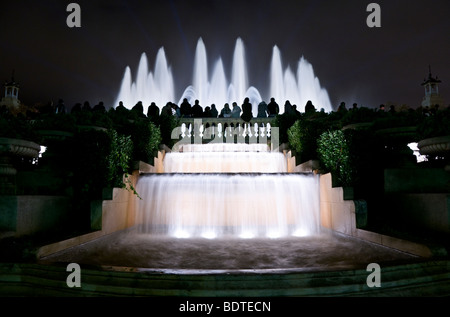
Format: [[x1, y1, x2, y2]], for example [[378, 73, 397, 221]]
[[1, 0, 449, 111]]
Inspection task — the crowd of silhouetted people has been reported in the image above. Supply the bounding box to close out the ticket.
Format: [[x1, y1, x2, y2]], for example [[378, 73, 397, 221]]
[[109, 97, 289, 123], [5, 95, 446, 123], [114, 97, 308, 123]]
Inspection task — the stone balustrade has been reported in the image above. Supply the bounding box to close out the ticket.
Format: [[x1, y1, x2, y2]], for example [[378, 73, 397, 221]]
[[173, 117, 279, 151]]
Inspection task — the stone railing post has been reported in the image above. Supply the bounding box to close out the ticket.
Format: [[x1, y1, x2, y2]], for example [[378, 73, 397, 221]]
[[177, 117, 275, 151]]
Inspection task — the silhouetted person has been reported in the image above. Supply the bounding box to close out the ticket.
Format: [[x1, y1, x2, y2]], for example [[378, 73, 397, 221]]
[[191, 100, 204, 118], [284, 100, 293, 115], [210, 104, 218, 118], [180, 98, 192, 117], [241, 97, 253, 122], [55, 99, 66, 114], [267, 98, 279, 117], [352, 103, 358, 110], [231, 102, 241, 118], [337, 101, 347, 112], [131, 101, 144, 114], [115, 101, 129, 117], [219, 103, 231, 118], [93, 101, 106, 113], [171, 103, 181, 117], [82, 101, 92, 112], [71, 103, 82, 113], [305, 100, 316, 113], [161, 102, 174, 116], [203, 106, 212, 117], [147, 102, 160, 118], [378, 104, 385, 112], [257, 101, 268, 118], [389, 105, 396, 113]]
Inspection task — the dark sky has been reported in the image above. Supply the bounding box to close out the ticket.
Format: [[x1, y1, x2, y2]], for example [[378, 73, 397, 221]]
[[0, 0, 448, 110]]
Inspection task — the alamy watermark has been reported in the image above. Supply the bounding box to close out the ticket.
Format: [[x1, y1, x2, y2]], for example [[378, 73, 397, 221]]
[[366, 3, 381, 28], [65, 262, 382, 289], [366, 263, 381, 287], [66, 263, 81, 288], [66, 3, 381, 28], [66, 3, 81, 28]]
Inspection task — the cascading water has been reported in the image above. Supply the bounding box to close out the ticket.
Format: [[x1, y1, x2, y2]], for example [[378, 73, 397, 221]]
[[163, 143, 288, 173], [135, 143, 321, 239], [114, 38, 333, 115]]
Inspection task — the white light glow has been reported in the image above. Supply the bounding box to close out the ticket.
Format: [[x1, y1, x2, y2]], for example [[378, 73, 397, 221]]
[[266, 230, 283, 239], [37, 146, 47, 159], [201, 231, 217, 239], [173, 230, 191, 239], [292, 228, 309, 237], [408, 142, 427, 163], [239, 232, 256, 239]]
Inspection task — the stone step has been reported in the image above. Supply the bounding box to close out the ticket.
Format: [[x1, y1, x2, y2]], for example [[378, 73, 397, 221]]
[[1, 260, 449, 297]]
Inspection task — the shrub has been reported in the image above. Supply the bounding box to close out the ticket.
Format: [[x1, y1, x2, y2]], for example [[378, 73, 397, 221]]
[[0, 112, 39, 142], [71, 128, 137, 210], [72, 110, 113, 129], [155, 113, 179, 149], [341, 107, 378, 126], [288, 118, 326, 163], [373, 110, 423, 131], [317, 129, 353, 186], [107, 129, 133, 189], [287, 120, 303, 155], [130, 119, 161, 164], [70, 129, 111, 213], [273, 112, 300, 144], [417, 108, 450, 139], [31, 112, 77, 133]]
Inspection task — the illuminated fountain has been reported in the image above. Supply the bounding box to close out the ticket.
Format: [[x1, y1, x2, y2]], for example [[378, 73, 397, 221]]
[[36, 39, 426, 279], [39, 141, 419, 275], [135, 143, 321, 239], [163, 144, 288, 173], [114, 38, 333, 115]]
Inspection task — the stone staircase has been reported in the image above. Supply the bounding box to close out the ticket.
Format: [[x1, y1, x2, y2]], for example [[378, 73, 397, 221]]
[[1, 260, 449, 297]]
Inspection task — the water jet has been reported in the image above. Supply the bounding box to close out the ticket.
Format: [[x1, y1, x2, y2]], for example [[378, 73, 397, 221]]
[[114, 38, 333, 115]]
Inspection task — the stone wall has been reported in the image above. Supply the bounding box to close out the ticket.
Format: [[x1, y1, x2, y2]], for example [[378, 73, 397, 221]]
[[285, 149, 319, 173], [319, 173, 432, 257], [385, 193, 450, 234], [383, 168, 450, 235], [0, 195, 70, 237], [38, 153, 165, 258], [319, 173, 356, 235]]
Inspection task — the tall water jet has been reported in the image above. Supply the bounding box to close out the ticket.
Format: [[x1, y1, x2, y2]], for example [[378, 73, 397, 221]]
[[192, 38, 208, 106], [296, 56, 332, 112], [209, 58, 228, 108], [270, 45, 284, 104], [230, 38, 249, 106], [114, 48, 175, 109], [114, 38, 333, 114]]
